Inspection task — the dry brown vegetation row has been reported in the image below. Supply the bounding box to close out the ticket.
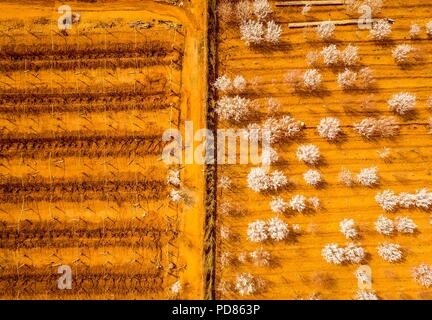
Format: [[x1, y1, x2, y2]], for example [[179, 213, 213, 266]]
[[0, 0, 190, 299]]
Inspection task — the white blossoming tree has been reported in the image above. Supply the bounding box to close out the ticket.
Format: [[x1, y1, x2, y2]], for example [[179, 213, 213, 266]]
[[426, 21, 432, 36], [316, 21, 336, 40], [395, 216, 417, 234], [340, 218, 358, 239], [213, 74, 231, 92], [170, 280, 182, 295], [338, 168, 354, 187], [414, 188, 432, 210], [265, 20, 282, 44], [267, 217, 289, 241], [250, 248, 272, 267], [388, 92, 416, 115], [377, 243, 403, 263], [247, 167, 288, 192], [321, 44, 340, 65], [392, 44, 415, 64], [356, 290, 378, 300], [253, 0, 272, 20], [167, 169, 181, 186], [370, 19, 392, 40], [220, 225, 230, 240], [262, 147, 279, 165], [303, 69, 322, 91], [296, 144, 320, 165], [341, 44, 359, 66], [354, 117, 399, 139], [358, 67, 376, 89], [240, 19, 264, 45], [216, 95, 252, 122], [356, 167, 379, 187], [375, 215, 395, 236], [218, 175, 232, 189], [169, 189, 184, 203], [337, 69, 357, 89], [290, 195, 307, 213], [412, 264, 432, 288], [263, 116, 304, 143], [409, 24, 421, 38], [303, 169, 323, 187], [317, 117, 341, 141], [375, 190, 399, 211], [270, 171, 288, 190], [344, 243, 365, 264], [322, 243, 345, 265], [236, 0, 253, 22], [270, 196, 288, 214], [308, 197, 321, 210], [398, 192, 417, 208], [235, 273, 257, 296], [354, 266, 372, 284], [247, 220, 268, 242], [233, 75, 247, 91]]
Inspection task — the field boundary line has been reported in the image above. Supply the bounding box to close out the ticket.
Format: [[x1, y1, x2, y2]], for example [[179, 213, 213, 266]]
[[203, 0, 218, 301]]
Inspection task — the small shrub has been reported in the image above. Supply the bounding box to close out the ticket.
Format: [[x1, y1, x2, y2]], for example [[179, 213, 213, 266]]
[[357, 67, 376, 89]]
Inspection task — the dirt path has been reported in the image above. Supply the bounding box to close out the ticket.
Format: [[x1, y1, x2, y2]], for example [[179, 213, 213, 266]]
[[137, 0, 209, 299]]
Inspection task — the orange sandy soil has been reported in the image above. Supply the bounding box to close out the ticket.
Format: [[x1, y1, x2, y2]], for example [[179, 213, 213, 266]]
[[0, 0, 207, 299], [216, 0, 432, 300]]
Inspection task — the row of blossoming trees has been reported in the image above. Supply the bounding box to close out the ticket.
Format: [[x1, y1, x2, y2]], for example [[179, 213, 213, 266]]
[[214, 0, 432, 299]]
